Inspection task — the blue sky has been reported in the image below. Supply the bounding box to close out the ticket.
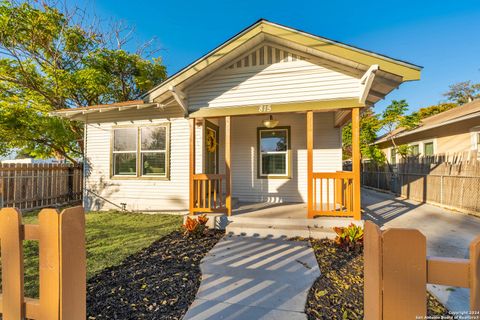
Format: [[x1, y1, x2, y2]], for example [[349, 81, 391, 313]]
[[79, 0, 480, 114]]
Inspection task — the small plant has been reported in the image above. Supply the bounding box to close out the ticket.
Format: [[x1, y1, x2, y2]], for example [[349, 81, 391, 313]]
[[333, 223, 364, 251], [182, 215, 209, 237], [197, 214, 209, 226], [183, 217, 200, 235]]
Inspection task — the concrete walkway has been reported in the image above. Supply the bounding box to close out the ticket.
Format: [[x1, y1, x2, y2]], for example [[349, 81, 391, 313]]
[[183, 235, 320, 320], [362, 187, 480, 312]]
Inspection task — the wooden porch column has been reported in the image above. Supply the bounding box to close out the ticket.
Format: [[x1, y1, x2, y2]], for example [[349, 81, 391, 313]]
[[307, 111, 314, 218], [352, 107, 361, 220], [189, 118, 195, 215], [225, 116, 232, 216]]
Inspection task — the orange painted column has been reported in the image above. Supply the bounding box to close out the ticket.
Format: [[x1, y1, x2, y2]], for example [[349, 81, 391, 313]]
[[352, 107, 361, 220], [225, 116, 232, 216]]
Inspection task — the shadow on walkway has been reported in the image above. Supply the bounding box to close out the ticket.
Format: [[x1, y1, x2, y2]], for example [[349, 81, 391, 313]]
[[183, 235, 320, 320]]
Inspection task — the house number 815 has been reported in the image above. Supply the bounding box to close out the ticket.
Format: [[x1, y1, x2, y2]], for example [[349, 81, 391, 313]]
[[258, 105, 272, 112]]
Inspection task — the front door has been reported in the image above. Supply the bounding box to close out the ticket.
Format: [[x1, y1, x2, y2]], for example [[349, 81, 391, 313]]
[[205, 120, 219, 174]]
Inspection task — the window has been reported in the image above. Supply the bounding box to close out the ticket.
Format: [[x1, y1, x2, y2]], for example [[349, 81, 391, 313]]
[[113, 128, 137, 176], [390, 148, 396, 164], [424, 142, 434, 156], [470, 128, 480, 157], [141, 127, 167, 176], [258, 127, 290, 177], [477, 132, 480, 151], [112, 125, 169, 178], [410, 144, 420, 156]]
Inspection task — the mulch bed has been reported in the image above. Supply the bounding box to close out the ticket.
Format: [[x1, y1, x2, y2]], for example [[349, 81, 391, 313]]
[[87, 230, 224, 320], [305, 238, 449, 320]]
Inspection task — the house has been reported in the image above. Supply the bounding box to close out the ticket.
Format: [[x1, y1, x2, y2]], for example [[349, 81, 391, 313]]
[[375, 99, 480, 164], [53, 19, 421, 220], [1, 158, 66, 164]]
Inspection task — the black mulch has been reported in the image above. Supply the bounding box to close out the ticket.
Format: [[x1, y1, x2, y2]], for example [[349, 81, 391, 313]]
[[87, 230, 224, 320], [305, 238, 449, 320]]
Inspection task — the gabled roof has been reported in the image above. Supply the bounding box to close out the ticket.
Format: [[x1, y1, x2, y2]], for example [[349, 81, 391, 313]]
[[143, 19, 422, 103], [375, 99, 480, 144], [52, 19, 422, 120]]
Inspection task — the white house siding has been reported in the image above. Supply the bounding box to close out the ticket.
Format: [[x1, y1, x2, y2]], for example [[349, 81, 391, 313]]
[[83, 106, 190, 212], [186, 45, 360, 110], [205, 112, 341, 203]]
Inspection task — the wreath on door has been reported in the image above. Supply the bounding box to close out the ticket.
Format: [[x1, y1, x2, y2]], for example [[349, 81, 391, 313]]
[[206, 130, 217, 153]]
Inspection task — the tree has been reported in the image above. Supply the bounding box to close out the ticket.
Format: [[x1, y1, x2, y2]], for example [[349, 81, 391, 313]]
[[0, 1, 167, 163], [415, 103, 458, 119], [443, 81, 480, 105], [342, 109, 385, 163], [380, 100, 419, 162]]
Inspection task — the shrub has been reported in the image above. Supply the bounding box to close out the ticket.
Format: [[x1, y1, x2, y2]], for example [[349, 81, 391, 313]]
[[182, 215, 209, 237], [333, 223, 364, 251], [197, 214, 209, 226]]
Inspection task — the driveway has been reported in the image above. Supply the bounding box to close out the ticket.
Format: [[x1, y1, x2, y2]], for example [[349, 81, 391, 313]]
[[183, 235, 320, 320], [362, 187, 480, 312]]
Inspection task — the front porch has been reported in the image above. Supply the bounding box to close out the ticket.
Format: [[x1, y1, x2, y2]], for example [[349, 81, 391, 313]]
[[188, 109, 362, 221], [233, 201, 307, 219]]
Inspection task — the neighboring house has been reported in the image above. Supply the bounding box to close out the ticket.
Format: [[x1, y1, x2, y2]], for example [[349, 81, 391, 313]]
[[1, 158, 66, 164], [375, 99, 480, 164], [53, 19, 421, 219]]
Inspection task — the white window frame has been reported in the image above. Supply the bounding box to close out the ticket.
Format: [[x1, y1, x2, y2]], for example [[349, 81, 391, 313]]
[[258, 127, 290, 178], [111, 124, 170, 179], [112, 128, 138, 176], [422, 139, 436, 156], [389, 147, 397, 164], [409, 143, 420, 156], [140, 126, 169, 178], [470, 127, 480, 159]]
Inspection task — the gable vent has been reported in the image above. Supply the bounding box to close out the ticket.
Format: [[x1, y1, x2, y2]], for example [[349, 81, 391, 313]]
[[227, 45, 306, 70]]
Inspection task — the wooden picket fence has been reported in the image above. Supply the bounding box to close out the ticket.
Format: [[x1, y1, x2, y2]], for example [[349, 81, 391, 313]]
[[0, 163, 83, 211], [0, 206, 86, 320], [362, 153, 480, 214], [364, 221, 480, 319]]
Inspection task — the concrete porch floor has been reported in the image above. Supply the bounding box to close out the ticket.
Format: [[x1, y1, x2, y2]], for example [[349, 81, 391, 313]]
[[232, 202, 308, 219]]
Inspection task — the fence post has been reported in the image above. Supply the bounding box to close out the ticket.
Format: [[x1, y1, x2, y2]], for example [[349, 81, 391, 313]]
[[59, 206, 86, 319], [0, 208, 24, 320], [39, 208, 61, 319], [0, 178, 3, 207], [440, 175, 444, 205], [382, 228, 427, 319], [67, 166, 74, 202], [364, 221, 383, 320], [470, 236, 480, 312]]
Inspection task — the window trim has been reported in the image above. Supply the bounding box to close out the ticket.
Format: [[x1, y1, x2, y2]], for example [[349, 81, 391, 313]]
[[422, 139, 435, 156], [110, 123, 170, 180], [409, 143, 420, 156], [389, 147, 396, 164], [112, 127, 138, 176], [470, 127, 480, 159], [257, 126, 291, 179]]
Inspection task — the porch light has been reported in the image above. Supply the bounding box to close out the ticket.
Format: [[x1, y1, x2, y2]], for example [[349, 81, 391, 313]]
[[262, 115, 279, 128]]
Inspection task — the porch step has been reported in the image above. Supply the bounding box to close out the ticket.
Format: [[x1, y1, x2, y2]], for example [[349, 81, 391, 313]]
[[225, 222, 337, 239], [227, 216, 363, 228], [184, 213, 363, 234]]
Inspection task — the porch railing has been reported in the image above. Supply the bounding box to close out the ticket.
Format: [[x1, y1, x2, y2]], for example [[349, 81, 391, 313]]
[[192, 174, 227, 213], [310, 171, 354, 217]]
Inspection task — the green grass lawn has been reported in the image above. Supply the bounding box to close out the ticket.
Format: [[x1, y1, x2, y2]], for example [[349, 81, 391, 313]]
[[1, 210, 182, 298]]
